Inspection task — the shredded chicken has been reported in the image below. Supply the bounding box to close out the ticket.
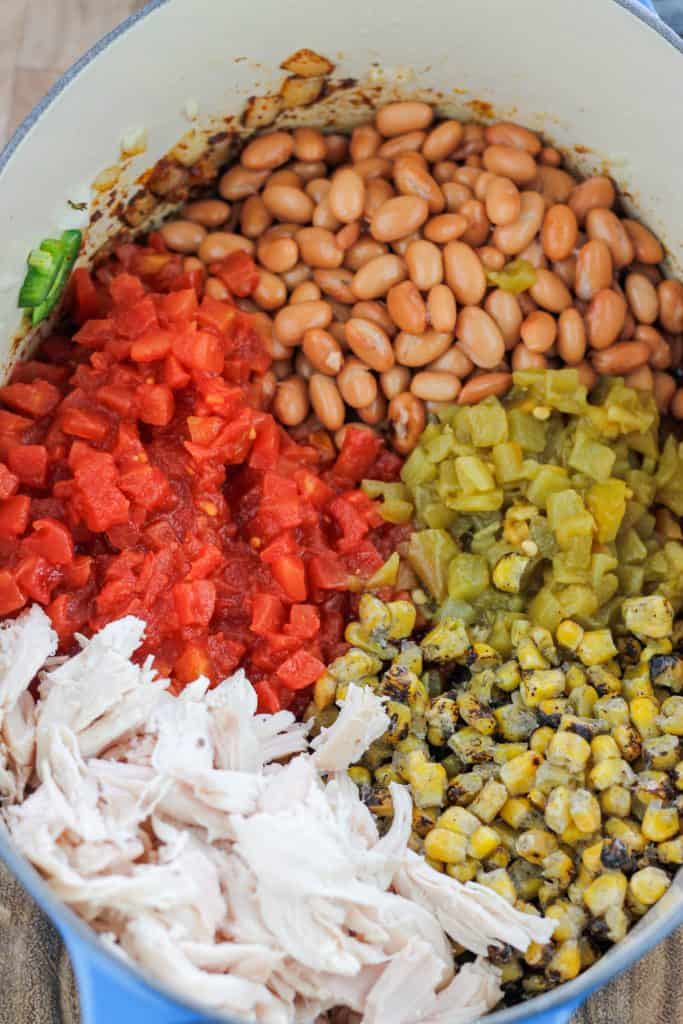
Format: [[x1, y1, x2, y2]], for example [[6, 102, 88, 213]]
[[0, 607, 554, 1023]]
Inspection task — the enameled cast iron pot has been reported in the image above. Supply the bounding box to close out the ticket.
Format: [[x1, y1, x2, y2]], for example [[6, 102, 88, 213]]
[[0, 1, 681, 1021]]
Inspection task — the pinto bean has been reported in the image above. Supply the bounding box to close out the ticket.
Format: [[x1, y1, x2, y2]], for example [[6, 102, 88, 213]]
[[541, 204, 578, 261], [328, 168, 366, 223], [272, 375, 309, 425], [352, 254, 407, 300], [485, 289, 523, 347], [380, 365, 412, 400], [568, 175, 616, 223], [241, 131, 294, 170], [184, 199, 231, 228], [371, 196, 430, 242], [592, 340, 651, 375], [309, 374, 346, 430], [658, 279, 683, 333], [575, 239, 613, 301], [337, 358, 378, 408], [394, 330, 453, 367], [492, 191, 545, 256], [302, 328, 344, 375], [455, 306, 506, 368], [427, 284, 457, 333], [387, 282, 428, 335], [557, 308, 587, 365], [585, 208, 634, 268], [625, 272, 659, 325], [585, 288, 627, 349], [423, 120, 465, 162], [388, 392, 426, 453], [622, 219, 664, 264], [159, 219, 206, 254], [345, 318, 395, 372], [376, 101, 434, 137], [483, 145, 537, 184], [457, 372, 512, 404], [274, 300, 333, 345], [443, 241, 487, 305], [411, 371, 461, 402]]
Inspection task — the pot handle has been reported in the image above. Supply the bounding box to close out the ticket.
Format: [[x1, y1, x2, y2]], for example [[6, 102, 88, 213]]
[[65, 933, 205, 1024]]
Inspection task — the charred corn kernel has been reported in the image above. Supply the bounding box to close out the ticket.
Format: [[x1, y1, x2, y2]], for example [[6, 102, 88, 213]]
[[568, 864, 595, 907], [426, 694, 459, 746], [363, 739, 394, 771], [630, 696, 661, 739], [658, 696, 683, 735], [569, 683, 598, 716], [521, 670, 565, 707], [635, 770, 672, 807], [497, 660, 522, 692], [447, 859, 478, 882], [535, 761, 574, 794], [438, 806, 480, 835], [386, 600, 417, 640], [546, 901, 587, 941], [539, 698, 569, 723], [424, 856, 444, 872], [561, 823, 591, 846], [375, 764, 402, 786], [494, 742, 530, 763], [642, 802, 680, 841], [542, 850, 575, 888], [604, 906, 629, 942], [579, 937, 598, 969], [524, 941, 553, 969], [329, 649, 382, 682], [500, 751, 542, 795], [457, 692, 496, 735], [380, 665, 420, 705], [581, 841, 604, 874], [584, 871, 627, 915], [404, 753, 448, 809], [501, 797, 535, 830], [449, 727, 496, 763], [420, 618, 470, 662], [649, 652, 683, 692], [478, 867, 516, 903], [493, 552, 532, 593], [468, 825, 501, 859], [545, 786, 571, 835], [469, 780, 508, 823], [347, 765, 372, 787], [345, 622, 396, 657], [447, 772, 484, 805], [412, 807, 438, 838], [594, 696, 630, 729], [468, 643, 502, 671], [600, 785, 632, 818], [606, 817, 647, 852], [530, 727, 555, 756], [569, 789, 601, 833], [394, 641, 423, 674], [629, 867, 671, 907], [591, 734, 620, 762], [501, 959, 524, 984], [565, 664, 588, 692], [622, 672, 654, 702], [577, 629, 617, 667], [487, 846, 512, 869], [657, 836, 683, 865], [358, 593, 391, 633], [556, 620, 584, 652], [588, 757, 635, 791], [547, 939, 581, 982], [517, 638, 549, 670], [587, 666, 622, 697], [675, 763, 683, 791], [623, 595, 673, 639], [529, 788, 548, 811], [643, 734, 679, 770], [384, 701, 412, 744], [547, 731, 591, 771], [424, 826, 468, 863], [494, 702, 538, 741], [365, 785, 393, 817], [516, 829, 558, 864], [314, 671, 337, 710], [613, 723, 642, 761]]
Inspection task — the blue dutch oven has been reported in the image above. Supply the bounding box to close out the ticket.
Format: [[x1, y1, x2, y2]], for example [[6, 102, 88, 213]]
[[0, 0, 681, 1021]]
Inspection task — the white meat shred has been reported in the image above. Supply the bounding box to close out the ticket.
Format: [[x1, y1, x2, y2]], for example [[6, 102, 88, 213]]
[[0, 608, 554, 1023]]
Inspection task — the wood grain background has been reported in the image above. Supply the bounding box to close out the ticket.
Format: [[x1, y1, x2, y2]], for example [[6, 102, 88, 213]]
[[0, 1, 681, 1022]]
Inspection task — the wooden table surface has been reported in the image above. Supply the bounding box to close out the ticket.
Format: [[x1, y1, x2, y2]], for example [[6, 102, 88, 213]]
[[0, 2, 682, 1023]]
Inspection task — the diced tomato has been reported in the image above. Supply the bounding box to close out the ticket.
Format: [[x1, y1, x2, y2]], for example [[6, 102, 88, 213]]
[[172, 328, 224, 373], [71, 268, 101, 324], [254, 679, 281, 713], [138, 384, 175, 426], [159, 288, 199, 325], [73, 318, 114, 349], [284, 604, 320, 640], [210, 251, 259, 297], [0, 571, 26, 615], [47, 593, 86, 640], [114, 294, 158, 339], [0, 495, 31, 538], [251, 593, 285, 636], [174, 643, 214, 684], [331, 426, 383, 484], [276, 649, 326, 690], [118, 465, 170, 509], [173, 579, 216, 626], [7, 445, 48, 488], [197, 294, 236, 334], [72, 452, 130, 532], [96, 385, 138, 419], [160, 355, 190, 390], [187, 416, 224, 445], [0, 465, 19, 501], [0, 380, 61, 418], [308, 552, 349, 591], [294, 468, 334, 509], [60, 406, 110, 442], [64, 554, 92, 588], [130, 329, 173, 363], [14, 555, 57, 604], [259, 530, 297, 564], [22, 518, 74, 564], [328, 495, 369, 553], [109, 273, 146, 308], [270, 554, 307, 602], [0, 410, 32, 440], [249, 416, 280, 470], [186, 544, 223, 580]]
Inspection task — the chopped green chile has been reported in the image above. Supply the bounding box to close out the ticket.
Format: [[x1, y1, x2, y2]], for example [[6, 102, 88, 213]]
[[18, 229, 82, 324], [365, 369, 683, 633]]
